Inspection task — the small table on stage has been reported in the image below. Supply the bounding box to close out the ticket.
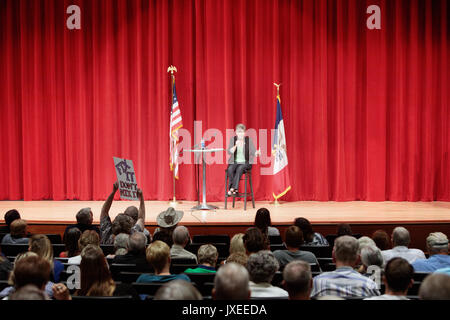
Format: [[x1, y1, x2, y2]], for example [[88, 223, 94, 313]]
[[184, 146, 224, 210]]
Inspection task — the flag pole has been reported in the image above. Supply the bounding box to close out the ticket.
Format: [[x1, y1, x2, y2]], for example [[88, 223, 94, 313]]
[[168, 65, 179, 208], [272, 83, 281, 207]]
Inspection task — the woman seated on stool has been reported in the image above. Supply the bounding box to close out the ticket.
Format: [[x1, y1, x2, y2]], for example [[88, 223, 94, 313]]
[[226, 123, 260, 195]]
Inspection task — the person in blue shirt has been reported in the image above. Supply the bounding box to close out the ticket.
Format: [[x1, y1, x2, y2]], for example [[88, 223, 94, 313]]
[[137, 240, 190, 283], [412, 232, 450, 272]]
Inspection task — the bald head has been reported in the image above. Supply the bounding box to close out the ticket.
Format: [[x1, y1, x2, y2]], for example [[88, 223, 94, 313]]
[[213, 263, 250, 300], [419, 273, 450, 300], [172, 226, 190, 247], [124, 206, 139, 222], [283, 260, 312, 299], [392, 227, 410, 247], [128, 232, 147, 254]]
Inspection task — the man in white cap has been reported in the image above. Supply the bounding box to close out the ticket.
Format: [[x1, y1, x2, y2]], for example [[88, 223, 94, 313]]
[[412, 232, 450, 272]]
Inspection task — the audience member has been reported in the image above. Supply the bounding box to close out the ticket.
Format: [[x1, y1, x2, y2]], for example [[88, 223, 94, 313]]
[[123, 203, 151, 242], [152, 228, 174, 247], [106, 233, 129, 259], [170, 225, 197, 262], [413, 232, 450, 272], [243, 227, 269, 255], [311, 236, 380, 298], [0, 253, 13, 281], [68, 230, 100, 265], [60, 227, 81, 258], [247, 250, 288, 298], [137, 240, 190, 283], [29, 234, 64, 283], [9, 284, 49, 300], [229, 233, 246, 255], [212, 262, 250, 300], [64, 208, 100, 239], [153, 207, 184, 240], [358, 245, 384, 274], [154, 280, 202, 300], [0, 209, 21, 234], [382, 227, 425, 264], [112, 232, 149, 270], [185, 244, 218, 273], [282, 260, 312, 300], [273, 226, 318, 268], [372, 230, 391, 250], [1, 219, 29, 244], [418, 273, 450, 300], [336, 223, 352, 237], [294, 217, 328, 246], [254, 208, 280, 237], [365, 258, 413, 300], [226, 252, 248, 267]]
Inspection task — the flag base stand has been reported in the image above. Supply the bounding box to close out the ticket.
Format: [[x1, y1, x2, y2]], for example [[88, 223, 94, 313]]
[[270, 199, 281, 207], [169, 198, 181, 208]]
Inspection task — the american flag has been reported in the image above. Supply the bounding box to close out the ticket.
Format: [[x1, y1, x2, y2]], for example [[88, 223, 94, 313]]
[[170, 78, 183, 179]]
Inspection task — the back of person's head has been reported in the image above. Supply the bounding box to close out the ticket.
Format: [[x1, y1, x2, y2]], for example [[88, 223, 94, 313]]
[[419, 273, 450, 300], [13, 255, 51, 290], [29, 235, 54, 264], [285, 226, 304, 249], [112, 214, 134, 235], [357, 236, 376, 254], [79, 230, 100, 251], [282, 260, 312, 299], [153, 228, 174, 247], [384, 258, 413, 293], [114, 233, 129, 255], [247, 250, 279, 284], [198, 244, 218, 267], [360, 245, 384, 268], [426, 232, 449, 254], [64, 227, 82, 258], [372, 230, 391, 250], [172, 225, 190, 246], [4, 209, 21, 227], [9, 252, 38, 286], [294, 217, 314, 242], [226, 252, 248, 267], [392, 227, 410, 247], [230, 233, 246, 255], [154, 280, 202, 300], [213, 262, 250, 300], [10, 284, 48, 300], [146, 240, 170, 273], [243, 227, 268, 254], [79, 244, 114, 296], [254, 208, 272, 235], [333, 236, 359, 265], [336, 224, 352, 237], [10, 219, 27, 238], [124, 206, 139, 223], [76, 208, 93, 225], [128, 232, 146, 254]]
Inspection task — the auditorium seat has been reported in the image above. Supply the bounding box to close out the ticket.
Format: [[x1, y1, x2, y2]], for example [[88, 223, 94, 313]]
[[52, 244, 66, 257], [268, 235, 283, 244], [270, 243, 287, 251], [317, 257, 336, 271], [71, 295, 134, 301], [186, 272, 216, 286], [299, 245, 332, 258], [0, 244, 29, 256], [100, 244, 115, 256], [325, 234, 362, 247], [170, 263, 198, 274], [45, 234, 62, 244], [132, 282, 165, 296], [413, 272, 431, 282], [113, 272, 144, 283], [192, 234, 230, 245], [110, 263, 153, 274]]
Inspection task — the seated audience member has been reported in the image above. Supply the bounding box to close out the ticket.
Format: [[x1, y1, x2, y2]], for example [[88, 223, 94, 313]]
[[418, 273, 450, 300], [1, 219, 29, 244], [153, 207, 184, 240], [372, 230, 391, 251], [229, 233, 246, 255], [112, 232, 149, 270], [243, 227, 269, 255], [75, 245, 138, 299], [294, 217, 329, 246], [29, 235, 64, 283], [413, 232, 450, 272], [254, 208, 280, 237], [106, 233, 129, 259], [382, 227, 425, 264], [247, 250, 288, 298], [357, 236, 376, 253], [336, 223, 353, 237], [68, 230, 100, 265], [365, 257, 413, 300], [212, 262, 251, 300], [0, 209, 21, 234], [273, 226, 319, 268], [152, 228, 174, 247], [9, 284, 49, 300], [123, 200, 151, 242], [100, 182, 146, 244], [137, 240, 190, 283], [282, 260, 312, 300], [170, 225, 197, 262], [1, 254, 70, 300], [154, 280, 202, 300], [226, 252, 249, 267], [185, 244, 218, 273], [311, 236, 380, 298], [64, 208, 100, 239], [358, 245, 384, 275], [0, 253, 13, 281], [60, 227, 81, 258]]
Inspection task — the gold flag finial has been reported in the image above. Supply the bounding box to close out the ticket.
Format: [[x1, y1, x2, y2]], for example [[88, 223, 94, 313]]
[[273, 82, 281, 96], [167, 65, 177, 74]]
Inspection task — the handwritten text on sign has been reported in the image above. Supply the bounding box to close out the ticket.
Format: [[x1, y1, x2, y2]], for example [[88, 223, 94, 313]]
[[113, 157, 138, 200]]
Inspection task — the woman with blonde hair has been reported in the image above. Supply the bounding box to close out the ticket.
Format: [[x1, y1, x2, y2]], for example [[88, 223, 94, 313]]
[[29, 234, 64, 283]]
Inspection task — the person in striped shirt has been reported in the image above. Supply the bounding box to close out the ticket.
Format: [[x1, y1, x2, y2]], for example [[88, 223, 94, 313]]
[[311, 236, 380, 299]]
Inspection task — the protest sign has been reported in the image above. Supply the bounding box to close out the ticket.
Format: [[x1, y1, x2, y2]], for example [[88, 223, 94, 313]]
[[113, 157, 138, 200]]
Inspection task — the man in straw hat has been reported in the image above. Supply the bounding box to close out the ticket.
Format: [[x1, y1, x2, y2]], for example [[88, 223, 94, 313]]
[[152, 207, 184, 247], [412, 232, 450, 272]]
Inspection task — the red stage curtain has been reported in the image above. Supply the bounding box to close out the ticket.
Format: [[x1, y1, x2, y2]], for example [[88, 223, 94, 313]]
[[0, 0, 449, 201]]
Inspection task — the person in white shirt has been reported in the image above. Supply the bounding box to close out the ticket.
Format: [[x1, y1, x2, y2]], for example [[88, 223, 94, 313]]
[[382, 227, 425, 264], [247, 251, 288, 298], [365, 257, 413, 300]]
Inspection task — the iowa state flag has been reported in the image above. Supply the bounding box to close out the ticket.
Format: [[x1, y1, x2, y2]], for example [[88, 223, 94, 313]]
[[272, 94, 291, 200]]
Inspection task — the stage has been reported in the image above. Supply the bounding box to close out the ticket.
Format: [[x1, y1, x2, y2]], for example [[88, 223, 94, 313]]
[[1, 200, 449, 251]]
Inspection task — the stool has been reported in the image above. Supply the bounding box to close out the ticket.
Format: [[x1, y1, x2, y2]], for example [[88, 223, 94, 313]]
[[224, 168, 255, 210]]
